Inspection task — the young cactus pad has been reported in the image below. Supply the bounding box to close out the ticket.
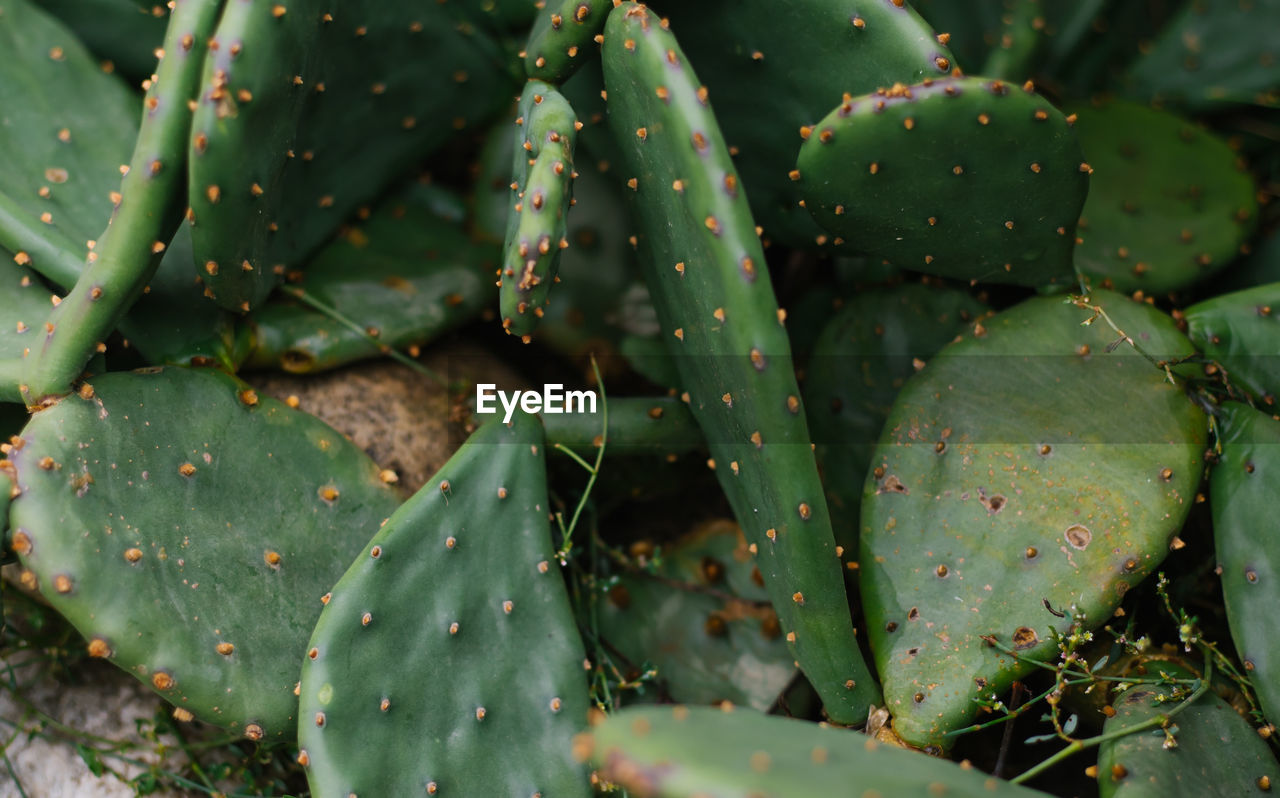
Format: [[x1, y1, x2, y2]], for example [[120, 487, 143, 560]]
[[597, 519, 796, 711], [297, 414, 588, 798], [583, 704, 1051, 797], [500, 80, 578, 341], [1184, 282, 1280, 404], [6, 367, 401, 740], [860, 291, 1206, 747], [1071, 99, 1257, 293], [1211, 402, 1280, 731], [1096, 659, 1280, 797], [523, 0, 610, 84], [602, 1, 878, 724], [796, 77, 1089, 287]]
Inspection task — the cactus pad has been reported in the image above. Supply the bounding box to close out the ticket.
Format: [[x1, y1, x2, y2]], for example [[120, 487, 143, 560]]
[[245, 183, 492, 374], [524, 0, 609, 84], [1184, 283, 1280, 403], [805, 282, 989, 554], [1072, 99, 1257, 293], [7, 367, 401, 740], [1211, 402, 1280, 731], [603, 1, 878, 724], [586, 704, 1051, 797], [187, 0, 514, 311], [500, 81, 577, 341], [860, 291, 1206, 747], [297, 415, 589, 797], [597, 519, 797, 711], [0, 254, 56, 402], [1097, 659, 1280, 796], [797, 77, 1088, 287], [651, 0, 955, 248]]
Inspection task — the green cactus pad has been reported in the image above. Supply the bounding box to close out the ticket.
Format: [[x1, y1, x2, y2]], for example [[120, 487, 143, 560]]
[[21, 0, 223, 407], [500, 81, 577, 341], [524, 0, 609, 84], [35, 0, 169, 82], [1097, 659, 1280, 797], [602, 1, 878, 724], [7, 367, 401, 740], [804, 282, 989, 555], [797, 76, 1088, 287], [0, 253, 56, 402], [587, 704, 1051, 797], [297, 415, 588, 798], [1125, 0, 1280, 110], [1072, 99, 1258, 294], [597, 519, 797, 710], [244, 183, 492, 374], [1184, 283, 1280, 403], [861, 291, 1206, 747], [187, 0, 514, 311], [653, 0, 954, 248], [1211, 402, 1280, 731], [0, 0, 139, 289], [539, 396, 701, 456]]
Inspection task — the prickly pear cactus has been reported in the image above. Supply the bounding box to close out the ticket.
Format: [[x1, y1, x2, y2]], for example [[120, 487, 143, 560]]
[[584, 704, 1052, 797], [297, 415, 588, 798], [861, 291, 1206, 747], [650, 0, 954, 248], [1125, 0, 1280, 110], [797, 77, 1089, 286], [187, 0, 514, 311], [500, 80, 577, 342], [35, 0, 170, 82], [1211, 402, 1280, 731], [597, 519, 797, 711], [523, 0, 609, 84], [0, 0, 139, 288], [1072, 99, 1258, 293], [1185, 283, 1280, 403], [602, 1, 879, 724], [804, 282, 989, 553], [1097, 659, 1280, 796], [0, 255, 56, 402], [21, 0, 222, 407], [6, 367, 401, 740]]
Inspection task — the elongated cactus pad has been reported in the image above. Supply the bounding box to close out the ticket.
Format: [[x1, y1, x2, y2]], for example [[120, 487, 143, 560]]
[[797, 77, 1088, 287], [603, 1, 879, 724], [187, 0, 514, 311], [501, 81, 578, 341], [584, 705, 1051, 797], [524, 0, 609, 84], [0, 0, 139, 289], [21, 0, 222, 407], [7, 367, 401, 740], [1125, 0, 1280, 110], [1185, 283, 1280, 404], [861, 291, 1206, 747], [297, 415, 589, 798], [598, 519, 796, 710], [1072, 99, 1257, 293], [804, 282, 989, 555], [651, 0, 954, 248], [1097, 659, 1280, 796], [1211, 402, 1280, 731], [245, 183, 492, 374]]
